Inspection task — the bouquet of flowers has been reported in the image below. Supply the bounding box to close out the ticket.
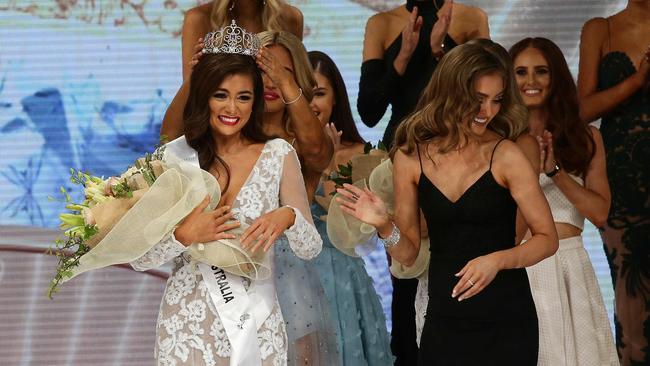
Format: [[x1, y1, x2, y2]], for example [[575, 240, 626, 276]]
[[48, 149, 166, 298], [47, 140, 269, 298]]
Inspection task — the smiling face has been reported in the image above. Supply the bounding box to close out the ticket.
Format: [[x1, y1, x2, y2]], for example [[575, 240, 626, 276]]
[[209, 73, 255, 137], [471, 72, 504, 135], [310, 71, 335, 126], [513, 47, 551, 109], [262, 44, 295, 114]]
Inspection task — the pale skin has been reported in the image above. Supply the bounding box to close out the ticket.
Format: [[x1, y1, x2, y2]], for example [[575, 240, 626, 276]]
[[337, 73, 557, 301], [514, 47, 611, 237], [160, 0, 304, 140], [309, 70, 365, 196], [256, 45, 333, 202], [362, 0, 490, 74], [577, 0, 650, 123], [174, 73, 295, 253]]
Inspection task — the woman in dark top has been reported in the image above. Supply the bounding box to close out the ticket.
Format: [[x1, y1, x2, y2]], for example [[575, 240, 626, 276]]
[[578, 2, 650, 364], [358, 1, 489, 363], [341, 43, 558, 365]]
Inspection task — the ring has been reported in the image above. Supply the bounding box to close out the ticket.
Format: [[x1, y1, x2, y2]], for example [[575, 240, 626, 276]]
[[351, 193, 359, 200], [467, 279, 474, 286]]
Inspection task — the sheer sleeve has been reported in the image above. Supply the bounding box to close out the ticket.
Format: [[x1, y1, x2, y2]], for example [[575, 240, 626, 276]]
[[357, 59, 402, 128], [279, 149, 323, 260], [130, 230, 187, 271]]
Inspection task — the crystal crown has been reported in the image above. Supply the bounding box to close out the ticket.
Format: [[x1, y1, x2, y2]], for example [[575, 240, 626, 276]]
[[203, 20, 261, 57]]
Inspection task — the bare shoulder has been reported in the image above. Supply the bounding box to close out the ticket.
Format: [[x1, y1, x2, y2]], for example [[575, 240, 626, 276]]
[[454, 2, 487, 22], [336, 143, 365, 164], [184, 3, 211, 24], [581, 17, 608, 39], [281, 3, 304, 37], [393, 147, 421, 182], [515, 133, 538, 152]]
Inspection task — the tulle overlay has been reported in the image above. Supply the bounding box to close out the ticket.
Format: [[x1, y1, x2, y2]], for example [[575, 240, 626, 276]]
[[311, 192, 393, 365]]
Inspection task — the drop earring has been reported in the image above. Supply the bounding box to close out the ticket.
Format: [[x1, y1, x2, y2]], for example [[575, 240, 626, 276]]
[[229, 0, 235, 13]]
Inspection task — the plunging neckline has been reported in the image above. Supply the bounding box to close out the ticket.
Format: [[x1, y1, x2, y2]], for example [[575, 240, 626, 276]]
[[217, 140, 269, 209], [419, 170, 493, 204]]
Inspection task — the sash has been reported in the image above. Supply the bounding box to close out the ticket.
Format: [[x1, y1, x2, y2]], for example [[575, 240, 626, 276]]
[[165, 136, 276, 365]]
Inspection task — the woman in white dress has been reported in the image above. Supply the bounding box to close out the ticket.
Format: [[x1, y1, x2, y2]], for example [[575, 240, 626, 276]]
[[130, 26, 323, 365], [510, 37, 618, 366]]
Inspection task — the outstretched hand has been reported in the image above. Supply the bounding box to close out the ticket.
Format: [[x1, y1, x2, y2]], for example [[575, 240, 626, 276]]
[[336, 183, 390, 228]]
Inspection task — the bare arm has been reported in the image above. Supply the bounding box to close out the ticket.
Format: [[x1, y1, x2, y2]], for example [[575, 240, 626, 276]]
[[577, 18, 648, 123], [285, 5, 304, 40], [514, 134, 540, 244], [550, 127, 610, 227], [467, 6, 490, 40], [160, 8, 210, 140], [493, 141, 558, 269]]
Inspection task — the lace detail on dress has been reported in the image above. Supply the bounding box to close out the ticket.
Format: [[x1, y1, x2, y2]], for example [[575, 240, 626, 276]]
[[285, 206, 322, 260], [130, 231, 186, 271], [232, 139, 292, 223], [141, 138, 317, 365]]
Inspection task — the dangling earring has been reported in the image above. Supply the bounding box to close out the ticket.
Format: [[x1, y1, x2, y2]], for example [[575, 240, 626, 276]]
[[229, 0, 235, 13], [263, 0, 267, 5]]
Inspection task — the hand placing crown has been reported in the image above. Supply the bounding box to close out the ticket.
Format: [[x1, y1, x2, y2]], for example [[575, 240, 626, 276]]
[[203, 20, 261, 57]]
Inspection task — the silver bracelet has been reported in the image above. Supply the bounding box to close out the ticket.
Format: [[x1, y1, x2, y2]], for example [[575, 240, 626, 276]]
[[282, 87, 302, 105], [379, 221, 400, 249]]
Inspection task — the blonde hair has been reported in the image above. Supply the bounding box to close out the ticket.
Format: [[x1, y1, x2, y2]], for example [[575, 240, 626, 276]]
[[394, 42, 527, 155], [257, 31, 315, 134], [210, 0, 287, 33]]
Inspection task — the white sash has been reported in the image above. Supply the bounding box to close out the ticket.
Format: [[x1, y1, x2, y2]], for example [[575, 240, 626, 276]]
[[165, 136, 276, 365]]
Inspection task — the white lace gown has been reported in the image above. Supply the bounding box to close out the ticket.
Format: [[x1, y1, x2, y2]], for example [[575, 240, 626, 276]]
[[131, 139, 323, 366]]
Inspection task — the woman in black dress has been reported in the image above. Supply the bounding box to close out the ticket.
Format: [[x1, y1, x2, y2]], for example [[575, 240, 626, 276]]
[[358, 2, 489, 361], [578, 3, 650, 364], [339, 43, 558, 365]]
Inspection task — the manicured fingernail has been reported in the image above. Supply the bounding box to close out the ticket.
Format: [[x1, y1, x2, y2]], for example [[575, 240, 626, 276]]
[[458, 297, 464, 302], [451, 291, 456, 298]]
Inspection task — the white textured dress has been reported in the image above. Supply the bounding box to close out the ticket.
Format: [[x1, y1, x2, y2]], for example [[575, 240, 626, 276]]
[[526, 174, 618, 366], [131, 139, 323, 366]]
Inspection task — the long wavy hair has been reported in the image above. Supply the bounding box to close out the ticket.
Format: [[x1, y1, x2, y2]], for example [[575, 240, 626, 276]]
[[257, 31, 316, 133], [394, 43, 526, 155], [183, 53, 270, 193], [466, 38, 529, 138], [308, 50, 365, 144], [509, 37, 595, 176], [210, 0, 287, 33]]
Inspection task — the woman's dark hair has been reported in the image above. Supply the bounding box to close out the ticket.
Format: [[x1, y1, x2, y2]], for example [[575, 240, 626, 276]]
[[509, 37, 595, 176], [308, 50, 365, 144], [183, 53, 270, 193]]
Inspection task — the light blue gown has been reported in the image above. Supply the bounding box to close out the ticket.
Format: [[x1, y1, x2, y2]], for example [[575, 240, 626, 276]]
[[310, 186, 393, 365]]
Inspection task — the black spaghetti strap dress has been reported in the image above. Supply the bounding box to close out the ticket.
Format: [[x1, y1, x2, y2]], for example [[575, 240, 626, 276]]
[[357, 2, 458, 363], [417, 140, 539, 365]]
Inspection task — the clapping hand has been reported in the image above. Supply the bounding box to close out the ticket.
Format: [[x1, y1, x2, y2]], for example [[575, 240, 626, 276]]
[[430, 0, 453, 57], [537, 130, 557, 175], [324, 123, 343, 153], [336, 183, 390, 229]]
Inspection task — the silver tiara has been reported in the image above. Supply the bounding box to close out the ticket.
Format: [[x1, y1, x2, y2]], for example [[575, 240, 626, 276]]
[[203, 20, 261, 57]]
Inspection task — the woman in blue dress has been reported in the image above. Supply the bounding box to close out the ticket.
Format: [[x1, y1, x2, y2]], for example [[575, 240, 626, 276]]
[[307, 50, 393, 365]]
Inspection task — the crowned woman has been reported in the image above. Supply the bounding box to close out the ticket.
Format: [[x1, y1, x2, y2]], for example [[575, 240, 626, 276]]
[[129, 22, 324, 366]]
